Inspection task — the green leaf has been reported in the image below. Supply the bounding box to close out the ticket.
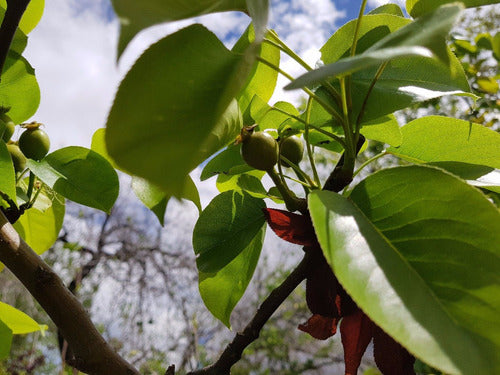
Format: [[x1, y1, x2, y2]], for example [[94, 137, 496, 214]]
[[287, 5, 465, 90], [407, 0, 500, 18], [309, 166, 500, 375], [131, 177, 168, 226], [388, 116, 500, 169], [0, 319, 12, 359], [429, 162, 500, 193], [0, 53, 40, 123], [112, 0, 247, 57], [360, 114, 402, 147], [200, 144, 248, 181], [27, 147, 119, 213], [259, 101, 299, 131], [106, 25, 245, 196], [368, 3, 404, 16], [0, 301, 47, 334], [216, 170, 264, 193], [199, 224, 264, 327], [477, 76, 499, 94], [245, 0, 269, 42], [91, 128, 120, 170], [193, 190, 266, 273], [0, 141, 16, 202], [13, 192, 65, 255], [301, 15, 470, 123], [232, 27, 280, 124], [0, 0, 44, 34]]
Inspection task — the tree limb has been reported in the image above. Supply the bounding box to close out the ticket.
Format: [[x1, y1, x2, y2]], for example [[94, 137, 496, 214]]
[[0, 0, 30, 79], [0, 211, 139, 375], [187, 252, 312, 375]]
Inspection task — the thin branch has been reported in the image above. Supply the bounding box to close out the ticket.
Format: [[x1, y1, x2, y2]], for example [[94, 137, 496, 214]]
[[0, 0, 30, 79], [187, 252, 312, 375], [0, 211, 139, 375]]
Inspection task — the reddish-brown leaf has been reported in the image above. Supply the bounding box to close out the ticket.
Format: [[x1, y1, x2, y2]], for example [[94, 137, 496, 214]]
[[340, 310, 374, 375], [373, 327, 415, 375], [263, 208, 317, 246], [298, 314, 339, 340]]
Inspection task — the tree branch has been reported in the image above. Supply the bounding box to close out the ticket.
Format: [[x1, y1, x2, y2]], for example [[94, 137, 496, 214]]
[[187, 252, 312, 375], [0, 211, 139, 375], [0, 0, 30, 79]]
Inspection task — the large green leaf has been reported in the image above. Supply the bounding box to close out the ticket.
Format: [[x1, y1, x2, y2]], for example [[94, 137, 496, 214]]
[[13, 191, 65, 255], [91, 128, 120, 170], [0, 301, 47, 334], [0, 0, 44, 34], [0, 141, 16, 202], [199, 224, 264, 327], [200, 144, 249, 181], [27, 147, 119, 213], [287, 8, 471, 123], [232, 27, 280, 124], [368, 3, 404, 16], [388, 116, 500, 168], [193, 190, 266, 273], [309, 166, 500, 375], [0, 319, 12, 359], [407, 0, 500, 18], [112, 0, 262, 57], [107, 25, 245, 196], [360, 114, 402, 147], [0, 53, 40, 123]]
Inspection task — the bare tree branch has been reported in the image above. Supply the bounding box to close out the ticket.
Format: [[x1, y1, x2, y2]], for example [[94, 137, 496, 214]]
[[0, 0, 30, 80], [187, 252, 312, 375], [0, 211, 139, 375]]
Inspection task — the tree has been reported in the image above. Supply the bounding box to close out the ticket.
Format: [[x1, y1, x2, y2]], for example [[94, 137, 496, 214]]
[[1, 1, 500, 374]]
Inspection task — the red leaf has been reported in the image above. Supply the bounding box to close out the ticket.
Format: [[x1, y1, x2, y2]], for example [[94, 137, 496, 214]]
[[263, 208, 318, 246], [340, 310, 374, 375], [298, 314, 339, 340], [373, 327, 415, 375]]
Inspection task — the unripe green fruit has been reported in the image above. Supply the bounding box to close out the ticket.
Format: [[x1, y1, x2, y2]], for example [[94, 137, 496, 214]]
[[1, 114, 15, 142], [19, 127, 50, 161], [280, 136, 304, 167], [241, 131, 279, 171], [7, 144, 27, 172]]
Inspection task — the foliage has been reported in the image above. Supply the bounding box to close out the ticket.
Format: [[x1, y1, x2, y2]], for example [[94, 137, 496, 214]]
[[1, 0, 500, 374]]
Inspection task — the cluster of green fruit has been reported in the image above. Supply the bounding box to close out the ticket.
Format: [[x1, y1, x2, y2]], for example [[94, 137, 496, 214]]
[[1, 113, 50, 172], [240, 125, 304, 172]]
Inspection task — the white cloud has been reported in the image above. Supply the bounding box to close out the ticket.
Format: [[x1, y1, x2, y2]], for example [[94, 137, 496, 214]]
[[368, 0, 405, 8]]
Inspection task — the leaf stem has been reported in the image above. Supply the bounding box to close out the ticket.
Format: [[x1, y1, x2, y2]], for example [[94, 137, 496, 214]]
[[279, 155, 316, 188], [26, 171, 35, 200], [339, 78, 355, 172], [267, 168, 306, 213], [304, 97, 321, 186], [355, 61, 388, 141], [352, 150, 386, 178]]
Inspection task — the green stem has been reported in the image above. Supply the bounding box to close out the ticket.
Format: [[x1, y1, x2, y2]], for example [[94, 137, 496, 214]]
[[339, 78, 355, 172], [353, 151, 386, 178], [265, 32, 342, 106], [255, 56, 344, 124], [267, 105, 346, 148], [304, 97, 321, 187], [283, 174, 312, 190], [27, 182, 43, 208], [346, 0, 368, 110], [267, 168, 306, 213], [280, 155, 316, 188], [355, 61, 388, 142], [26, 172, 35, 200]]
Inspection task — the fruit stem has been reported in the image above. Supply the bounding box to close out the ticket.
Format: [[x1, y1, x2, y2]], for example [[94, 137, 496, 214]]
[[267, 168, 307, 214], [279, 155, 316, 189], [255, 56, 344, 125], [339, 78, 356, 174], [304, 97, 321, 187]]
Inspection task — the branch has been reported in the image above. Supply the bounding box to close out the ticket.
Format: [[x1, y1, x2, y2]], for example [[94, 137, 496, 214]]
[[187, 252, 312, 375], [0, 211, 139, 375], [0, 0, 30, 79]]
